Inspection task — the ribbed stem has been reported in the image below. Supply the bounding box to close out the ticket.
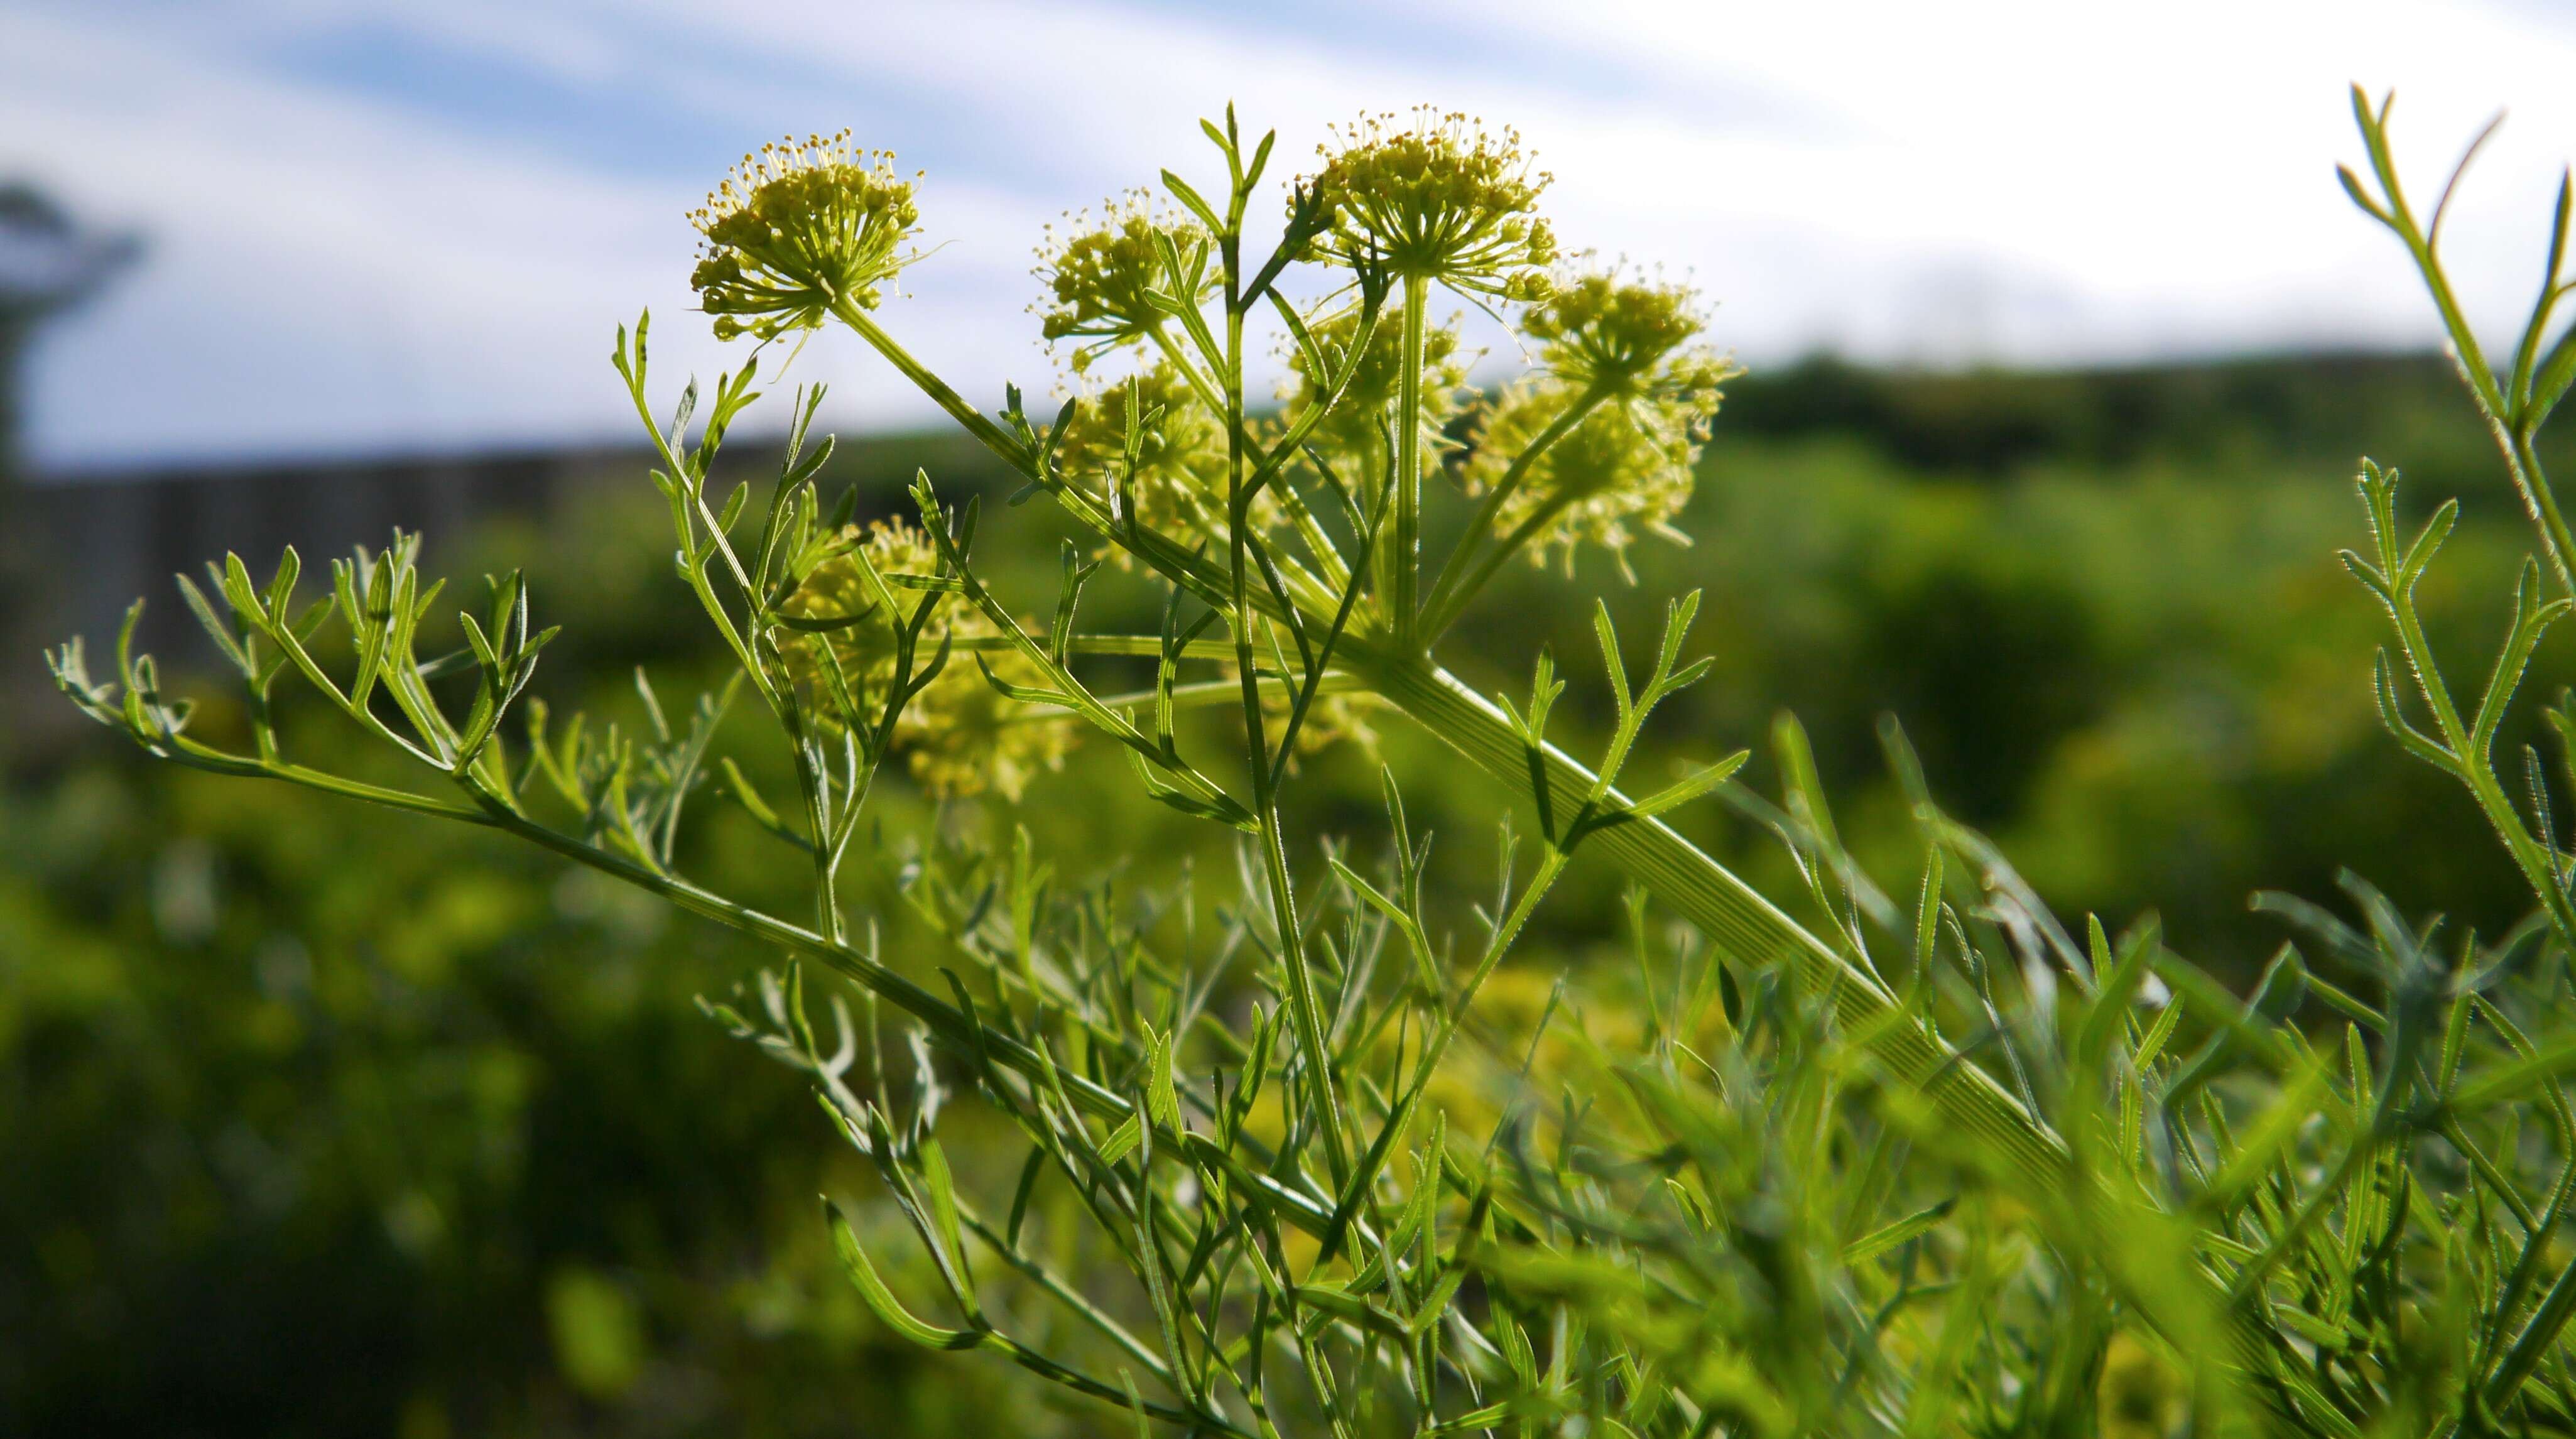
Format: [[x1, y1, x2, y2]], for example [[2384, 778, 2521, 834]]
[[1388, 275, 1428, 643]]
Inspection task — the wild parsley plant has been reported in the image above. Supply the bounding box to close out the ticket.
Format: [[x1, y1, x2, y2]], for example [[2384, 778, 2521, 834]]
[[48, 93, 2576, 1436]]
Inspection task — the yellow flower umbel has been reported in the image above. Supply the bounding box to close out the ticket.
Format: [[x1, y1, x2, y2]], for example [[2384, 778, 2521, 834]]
[[1301, 109, 1556, 300], [1465, 271, 1736, 577], [1281, 304, 1472, 474], [1035, 193, 1215, 372], [691, 133, 919, 342], [1050, 362, 1242, 551], [1524, 268, 1719, 397], [779, 519, 1072, 801]]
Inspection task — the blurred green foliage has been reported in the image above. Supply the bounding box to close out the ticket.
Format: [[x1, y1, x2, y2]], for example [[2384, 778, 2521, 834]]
[[6, 350, 2566, 1435]]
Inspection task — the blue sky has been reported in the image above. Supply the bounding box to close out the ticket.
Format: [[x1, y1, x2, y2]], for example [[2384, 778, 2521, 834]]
[[6, 0, 2575, 471]]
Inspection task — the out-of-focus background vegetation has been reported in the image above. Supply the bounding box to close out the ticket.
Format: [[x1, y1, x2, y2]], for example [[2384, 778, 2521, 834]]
[[9, 296, 2576, 1430]]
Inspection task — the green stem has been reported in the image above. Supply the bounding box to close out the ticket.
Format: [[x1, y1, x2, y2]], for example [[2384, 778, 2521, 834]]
[[2507, 425, 2576, 604], [1420, 382, 1612, 634], [1220, 233, 1353, 1186], [830, 301, 1025, 462], [1150, 327, 1349, 606], [2487, 1254, 2576, 1415], [2385, 577, 2576, 948], [798, 749, 843, 944], [957, 633, 1234, 660], [1389, 275, 1427, 644], [1422, 487, 1584, 640], [2363, 122, 2576, 599], [1325, 842, 1571, 1262], [1050, 670, 1354, 722], [957, 1207, 1193, 1405]]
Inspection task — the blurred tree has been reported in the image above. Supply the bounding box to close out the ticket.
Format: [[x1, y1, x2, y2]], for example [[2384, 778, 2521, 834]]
[[0, 183, 136, 739], [0, 183, 136, 484]]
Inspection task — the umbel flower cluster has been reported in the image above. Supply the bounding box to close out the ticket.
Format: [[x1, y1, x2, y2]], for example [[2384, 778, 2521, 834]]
[[1300, 107, 1558, 300], [691, 131, 920, 342], [779, 519, 1073, 801], [1035, 192, 1216, 371], [677, 107, 1733, 791], [1469, 269, 1737, 576]]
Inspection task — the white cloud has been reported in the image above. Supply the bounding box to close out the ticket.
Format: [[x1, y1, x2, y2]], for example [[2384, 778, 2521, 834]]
[[1, 1, 1063, 468], [6, 0, 2574, 469]]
